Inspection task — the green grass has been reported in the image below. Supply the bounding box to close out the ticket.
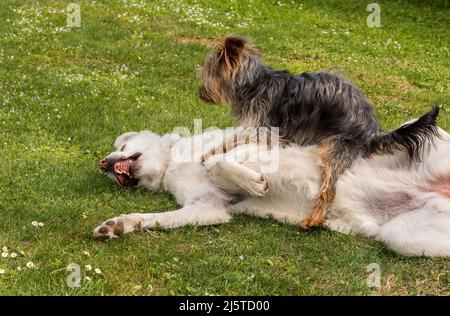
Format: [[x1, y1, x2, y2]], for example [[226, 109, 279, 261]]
[[0, 0, 449, 295]]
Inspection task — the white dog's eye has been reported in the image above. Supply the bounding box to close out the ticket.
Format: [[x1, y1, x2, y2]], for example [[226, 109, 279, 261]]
[[121, 144, 126, 151]]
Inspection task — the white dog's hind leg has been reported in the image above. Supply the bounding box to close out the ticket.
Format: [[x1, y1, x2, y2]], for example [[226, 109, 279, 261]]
[[376, 207, 450, 257], [93, 204, 231, 239]]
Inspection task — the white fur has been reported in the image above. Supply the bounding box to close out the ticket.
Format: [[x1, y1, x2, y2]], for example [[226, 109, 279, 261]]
[[94, 127, 450, 257]]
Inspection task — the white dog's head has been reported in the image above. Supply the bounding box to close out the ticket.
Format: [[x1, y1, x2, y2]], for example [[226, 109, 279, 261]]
[[99, 131, 178, 190]]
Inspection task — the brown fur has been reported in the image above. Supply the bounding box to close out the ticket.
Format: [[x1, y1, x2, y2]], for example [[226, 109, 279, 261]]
[[216, 36, 260, 77], [198, 36, 260, 105], [300, 142, 338, 228], [98, 226, 108, 234], [112, 221, 124, 236]]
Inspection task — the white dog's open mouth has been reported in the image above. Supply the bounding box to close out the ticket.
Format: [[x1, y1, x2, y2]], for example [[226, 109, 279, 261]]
[[99, 152, 141, 187], [114, 158, 139, 187]]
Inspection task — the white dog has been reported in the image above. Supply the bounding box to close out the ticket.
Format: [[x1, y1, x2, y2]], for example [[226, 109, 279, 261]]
[[94, 125, 450, 257]]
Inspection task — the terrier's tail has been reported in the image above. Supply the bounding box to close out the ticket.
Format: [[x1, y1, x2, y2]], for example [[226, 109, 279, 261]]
[[368, 105, 440, 160]]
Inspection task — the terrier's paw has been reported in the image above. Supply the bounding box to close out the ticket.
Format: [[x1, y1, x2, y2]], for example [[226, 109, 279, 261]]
[[93, 216, 140, 239], [299, 217, 325, 230], [201, 147, 220, 165]]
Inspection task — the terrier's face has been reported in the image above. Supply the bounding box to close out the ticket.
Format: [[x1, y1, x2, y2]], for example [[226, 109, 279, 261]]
[[198, 36, 261, 106]]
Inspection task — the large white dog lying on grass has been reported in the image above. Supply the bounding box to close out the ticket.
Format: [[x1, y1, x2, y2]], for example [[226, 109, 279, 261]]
[[94, 125, 450, 257]]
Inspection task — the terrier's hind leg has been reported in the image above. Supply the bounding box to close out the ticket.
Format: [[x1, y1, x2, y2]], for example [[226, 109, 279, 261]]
[[300, 139, 358, 229]]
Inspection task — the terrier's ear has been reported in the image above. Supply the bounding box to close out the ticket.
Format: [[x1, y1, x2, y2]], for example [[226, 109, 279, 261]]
[[224, 36, 262, 56], [219, 36, 248, 74], [223, 36, 246, 59]]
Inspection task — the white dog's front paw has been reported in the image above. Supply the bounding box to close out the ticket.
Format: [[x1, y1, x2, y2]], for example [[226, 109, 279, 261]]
[[212, 161, 269, 198], [93, 215, 141, 239], [247, 174, 269, 198]]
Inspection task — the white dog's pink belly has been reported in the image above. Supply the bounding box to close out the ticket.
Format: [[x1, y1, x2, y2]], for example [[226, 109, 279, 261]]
[[429, 174, 450, 198]]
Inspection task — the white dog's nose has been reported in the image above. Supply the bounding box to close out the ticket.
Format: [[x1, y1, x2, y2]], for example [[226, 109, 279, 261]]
[[99, 157, 108, 172]]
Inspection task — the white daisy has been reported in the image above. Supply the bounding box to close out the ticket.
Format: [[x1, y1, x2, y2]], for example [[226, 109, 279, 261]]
[[31, 221, 39, 227], [85, 265, 92, 271], [38, 222, 44, 227], [83, 251, 90, 257], [94, 268, 102, 274], [85, 276, 92, 281], [26, 261, 36, 268], [10, 252, 17, 258], [0, 269, 5, 274], [1, 252, 8, 258], [1, 246, 7, 253]]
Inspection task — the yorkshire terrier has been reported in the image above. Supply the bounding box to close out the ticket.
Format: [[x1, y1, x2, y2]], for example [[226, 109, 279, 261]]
[[198, 35, 440, 229]]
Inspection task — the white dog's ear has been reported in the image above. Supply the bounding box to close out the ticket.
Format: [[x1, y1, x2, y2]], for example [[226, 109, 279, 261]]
[[114, 132, 139, 150], [161, 133, 181, 146]]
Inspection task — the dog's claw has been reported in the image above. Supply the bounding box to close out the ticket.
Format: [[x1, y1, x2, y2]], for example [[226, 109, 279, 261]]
[[254, 177, 269, 198]]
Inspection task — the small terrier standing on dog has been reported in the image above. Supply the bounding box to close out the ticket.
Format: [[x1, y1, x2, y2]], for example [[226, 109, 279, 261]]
[[198, 35, 440, 229]]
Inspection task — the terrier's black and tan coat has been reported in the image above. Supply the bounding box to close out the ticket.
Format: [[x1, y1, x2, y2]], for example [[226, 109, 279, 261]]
[[198, 36, 440, 229]]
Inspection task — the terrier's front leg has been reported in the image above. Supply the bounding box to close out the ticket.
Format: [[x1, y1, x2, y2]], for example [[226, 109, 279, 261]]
[[201, 129, 253, 164], [201, 134, 237, 164]]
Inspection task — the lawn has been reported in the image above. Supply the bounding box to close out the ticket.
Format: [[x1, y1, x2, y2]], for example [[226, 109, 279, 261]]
[[0, 0, 449, 295]]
